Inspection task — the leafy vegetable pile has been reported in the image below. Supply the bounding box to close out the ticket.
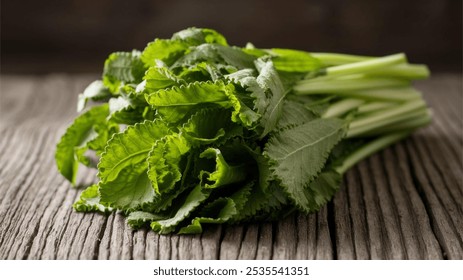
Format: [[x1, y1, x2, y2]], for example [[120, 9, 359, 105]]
[[56, 28, 431, 234]]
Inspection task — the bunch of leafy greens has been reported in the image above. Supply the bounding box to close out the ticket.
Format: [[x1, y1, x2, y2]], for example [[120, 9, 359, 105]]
[[56, 28, 431, 234]]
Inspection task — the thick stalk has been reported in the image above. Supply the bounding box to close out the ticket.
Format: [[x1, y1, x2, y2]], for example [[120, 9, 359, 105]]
[[357, 102, 394, 115], [347, 99, 427, 138], [320, 87, 421, 102], [358, 111, 432, 136], [294, 77, 410, 95], [368, 64, 430, 80], [310, 53, 373, 66], [322, 98, 365, 118], [324, 53, 406, 77]]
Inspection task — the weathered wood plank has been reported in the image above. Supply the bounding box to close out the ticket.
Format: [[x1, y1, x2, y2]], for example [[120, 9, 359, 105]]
[[0, 74, 461, 260], [392, 143, 443, 259]]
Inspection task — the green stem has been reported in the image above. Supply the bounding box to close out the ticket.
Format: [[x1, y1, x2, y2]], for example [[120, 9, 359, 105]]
[[358, 110, 432, 136], [357, 102, 394, 114], [294, 77, 410, 96], [322, 98, 365, 118], [325, 53, 406, 77], [368, 64, 430, 80], [327, 87, 421, 102], [347, 99, 427, 138], [336, 132, 410, 174], [310, 53, 373, 66]]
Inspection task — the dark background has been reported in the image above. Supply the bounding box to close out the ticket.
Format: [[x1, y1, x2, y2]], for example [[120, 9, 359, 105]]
[[1, 0, 462, 74]]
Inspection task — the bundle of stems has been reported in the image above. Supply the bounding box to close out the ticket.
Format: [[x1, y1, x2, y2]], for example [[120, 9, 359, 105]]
[[293, 53, 431, 174]]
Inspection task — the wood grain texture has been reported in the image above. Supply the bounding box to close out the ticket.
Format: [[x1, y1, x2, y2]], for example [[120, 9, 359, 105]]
[[0, 74, 461, 260]]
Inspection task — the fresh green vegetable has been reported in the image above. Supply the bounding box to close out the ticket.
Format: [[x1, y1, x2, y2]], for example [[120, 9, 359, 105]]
[[55, 27, 431, 234]]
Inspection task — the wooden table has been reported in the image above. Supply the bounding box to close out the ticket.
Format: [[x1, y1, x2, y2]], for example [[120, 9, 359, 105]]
[[0, 74, 461, 260]]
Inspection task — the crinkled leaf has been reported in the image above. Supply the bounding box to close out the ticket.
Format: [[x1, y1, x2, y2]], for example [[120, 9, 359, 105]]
[[150, 185, 209, 234], [103, 51, 146, 93], [264, 118, 346, 207], [147, 133, 190, 194], [181, 108, 243, 146], [98, 120, 170, 183], [142, 181, 191, 213], [297, 169, 341, 213], [108, 96, 132, 115], [178, 179, 254, 233], [127, 211, 167, 229], [144, 65, 186, 92], [145, 80, 232, 123], [99, 161, 154, 211], [77, 80, 111, 112], [172, 44, 255, 70], [56, 104, 113, 185], [109, 107, 146, 125], [141, 39, 189, 67], [178, 198, 236, 234], [198, 148, 248, 188], [255, 59, 287, 137], [172, 27, 228, 46], [225, 68, 266, 117], [107, 95, 147, 125], [225, 68, 256, 82], [233, 181, 287, 222], [73, 184, 112, 213], [242, 145, 272, 191]]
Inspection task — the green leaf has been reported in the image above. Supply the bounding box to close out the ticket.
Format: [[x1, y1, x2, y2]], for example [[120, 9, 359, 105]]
[[99, 161, 154, 211], [144, 65, 186, 92], [127, 211, 167, 229], [98, 120, 170, 183], [242, 145, 272, 191], [264, 118, 346, 207], [232, 181, 286, 222], [142, 28, 227, 68], [225, 68, 256, 82], [181, 108, 243, 146], [276, 100, 317, 130], [178, 198, 236, 234], [143, 181, 192, 213], [147, 133, 190, 194], [172, 27, 228, 46], [120, 83, 148, 105], [298, 170, 341, 213], [141, 39, 189, 67], [77, 80, 111, 112], [109, 106, 147, 125], [225, 69, 266, 124], [198, 148, 248, 188], [108, 96, 132, 115], [242, 43, 268, 57], [304, 96, 335, 116], [269, 48, 322, 73], [107, 95, 147, 125], [145, 80, 232, 123], [172, 44, 255, 70], [73, 184, 112, 213], [178, 179, 255, 233], [176, 62, 238, 83], [56, 104, 113, 185], [103, 51, 146, 93], [255, 59, 287, 137], [151, 185, 209, 234]]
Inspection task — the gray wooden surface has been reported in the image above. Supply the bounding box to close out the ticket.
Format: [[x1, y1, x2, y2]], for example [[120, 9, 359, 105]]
[[0, 74, 461, 260]]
